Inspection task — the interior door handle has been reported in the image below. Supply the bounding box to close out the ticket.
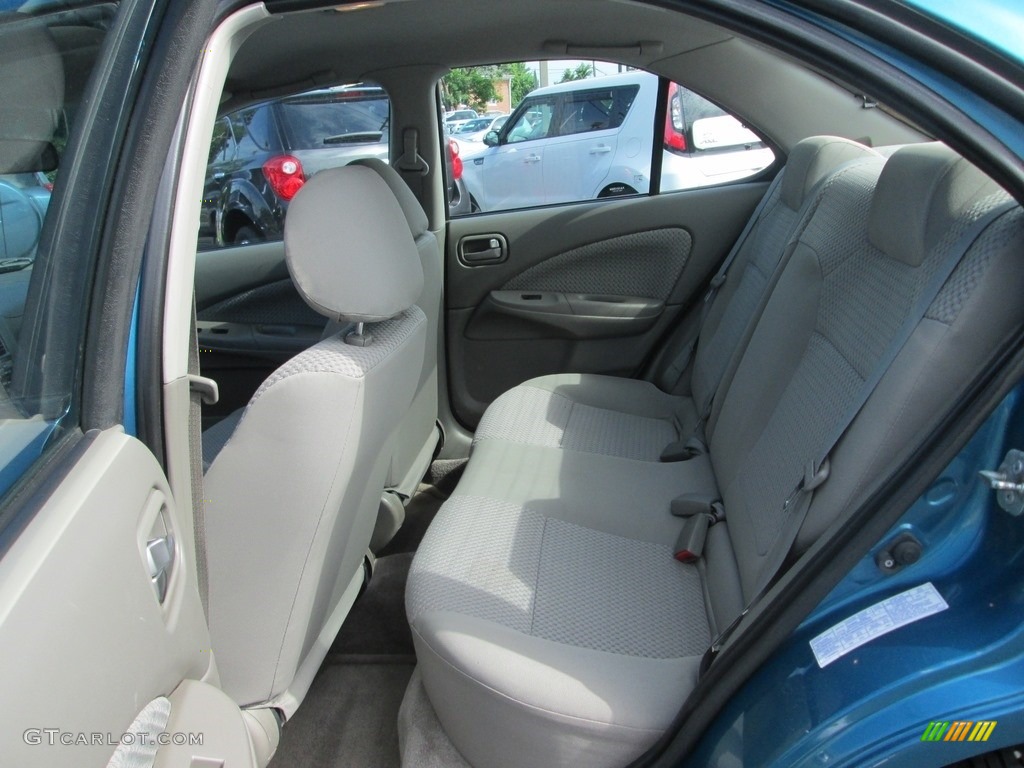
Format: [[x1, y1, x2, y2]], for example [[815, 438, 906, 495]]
[[524, 154, 541, 164], [589, 145, 612, 155], [146, 535, 175, 603], [459, 233, 508, 266]]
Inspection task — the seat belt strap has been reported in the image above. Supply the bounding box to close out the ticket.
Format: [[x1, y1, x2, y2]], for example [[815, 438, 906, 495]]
[[188, 301, 210, 617], [659, 173, 784, 389], [758, 198, 1016, 594], [700, 199, 1016, 675], [698, 174, 783, 326]]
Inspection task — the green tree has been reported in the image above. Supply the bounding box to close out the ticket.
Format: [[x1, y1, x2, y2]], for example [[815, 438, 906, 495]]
[[442, 66, 500, 113], [503, 62, 538, 107], [558, 62, 594, 83]]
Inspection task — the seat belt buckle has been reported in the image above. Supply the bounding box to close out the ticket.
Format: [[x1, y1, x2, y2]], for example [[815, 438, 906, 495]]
[[670, 494, 724, 520], [660, 435, 707, 462], [674, 513, 711, 563]]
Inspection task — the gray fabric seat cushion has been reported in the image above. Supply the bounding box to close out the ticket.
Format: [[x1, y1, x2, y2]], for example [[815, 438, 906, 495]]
[[407, 493, 710, 768], [457, 438, 719, 543], [473, 373, 698, 461]]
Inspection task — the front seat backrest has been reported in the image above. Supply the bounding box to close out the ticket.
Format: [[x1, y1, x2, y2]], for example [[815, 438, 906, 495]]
[[339, 157, 442, 548], [203, 165, 427, 712]]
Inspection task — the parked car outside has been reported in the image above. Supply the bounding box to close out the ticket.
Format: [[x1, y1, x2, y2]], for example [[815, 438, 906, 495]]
[[451, 114, 509, 155], [201, 84, 390, 247], [461, 70, 774, 212], [443, 108, 479, 132], [444, 132, 473, 216]]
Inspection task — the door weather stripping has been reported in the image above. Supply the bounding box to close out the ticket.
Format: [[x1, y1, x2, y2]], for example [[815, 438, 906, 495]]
[[979, 449, 1024, 516]]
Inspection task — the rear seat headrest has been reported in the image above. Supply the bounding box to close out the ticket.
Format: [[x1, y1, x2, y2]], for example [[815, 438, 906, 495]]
[[348, 157, 429, 237], [284, 165, 424, 323], [781, 136, 881, 211], [869, 142, 1001, 266]]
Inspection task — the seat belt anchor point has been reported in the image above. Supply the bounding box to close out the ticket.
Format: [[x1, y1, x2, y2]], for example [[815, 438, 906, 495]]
[[188, 374, 220, 406]]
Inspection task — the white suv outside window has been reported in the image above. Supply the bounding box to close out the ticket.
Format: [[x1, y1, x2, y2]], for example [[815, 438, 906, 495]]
[[459, 70, 775, 213]]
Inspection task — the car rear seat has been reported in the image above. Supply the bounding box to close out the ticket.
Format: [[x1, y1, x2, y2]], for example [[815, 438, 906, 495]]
[[472, 136, 882, 463], [402, 142, 1024, 768]]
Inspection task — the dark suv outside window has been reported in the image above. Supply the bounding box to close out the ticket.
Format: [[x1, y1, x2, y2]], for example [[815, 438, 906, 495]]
[[199, 84, 390, 249]]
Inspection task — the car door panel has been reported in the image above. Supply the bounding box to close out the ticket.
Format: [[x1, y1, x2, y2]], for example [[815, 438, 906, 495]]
[[446, 183, 767, 427], [195, 241, 324, 425], [0, 429, 255, 766]]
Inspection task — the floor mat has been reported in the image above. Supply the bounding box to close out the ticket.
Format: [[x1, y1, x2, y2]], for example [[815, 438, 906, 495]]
[[271, 663, 414, 768], [330, 553, 415, 659]]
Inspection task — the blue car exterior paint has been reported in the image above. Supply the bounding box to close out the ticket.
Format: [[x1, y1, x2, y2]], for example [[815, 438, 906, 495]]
[[689, 389, 1024, 766], [123, 283, 140, 438], [900, 0, 1024, 67]]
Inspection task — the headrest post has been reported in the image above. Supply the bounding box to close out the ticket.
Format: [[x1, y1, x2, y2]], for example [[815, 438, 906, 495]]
[[345, 321, 373, 347]]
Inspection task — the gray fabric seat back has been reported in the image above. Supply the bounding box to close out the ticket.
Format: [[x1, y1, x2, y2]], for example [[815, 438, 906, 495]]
[[328, 159, 441, 507], [709, 143, 1022, 613], [203, 165, 426, 709], [690, 137, 882, 421]]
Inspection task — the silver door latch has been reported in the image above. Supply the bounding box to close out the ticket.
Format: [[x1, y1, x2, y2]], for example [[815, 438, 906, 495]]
[[146, 535, 175, 603], [979, 449, 1024, 516]]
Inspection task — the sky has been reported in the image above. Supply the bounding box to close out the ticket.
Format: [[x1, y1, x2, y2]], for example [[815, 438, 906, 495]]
[[526, 59, 630, 88]]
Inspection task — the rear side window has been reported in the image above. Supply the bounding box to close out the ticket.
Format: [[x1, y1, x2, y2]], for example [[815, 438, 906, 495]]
[[659, 83, 774, 193], [446, 61, 774, 215], [197, 83, 391, 250]]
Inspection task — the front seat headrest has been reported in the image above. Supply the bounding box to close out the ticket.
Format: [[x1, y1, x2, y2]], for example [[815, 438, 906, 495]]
[[284, 165, 424, 324], [348, 157, 430, 237]]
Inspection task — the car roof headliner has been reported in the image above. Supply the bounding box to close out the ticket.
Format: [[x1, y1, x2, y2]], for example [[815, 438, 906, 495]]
[[227, 0, 730, 99], [223, 0, 927, 151]]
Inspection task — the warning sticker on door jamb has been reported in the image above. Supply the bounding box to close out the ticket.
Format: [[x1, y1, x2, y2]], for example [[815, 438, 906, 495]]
[[810, 582, 949, 668]]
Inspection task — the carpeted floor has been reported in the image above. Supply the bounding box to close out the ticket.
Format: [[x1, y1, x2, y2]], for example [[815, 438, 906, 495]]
[[269, 463, 462, 767], [329, 554, 416, 659], [271, 662, 414, 768]]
